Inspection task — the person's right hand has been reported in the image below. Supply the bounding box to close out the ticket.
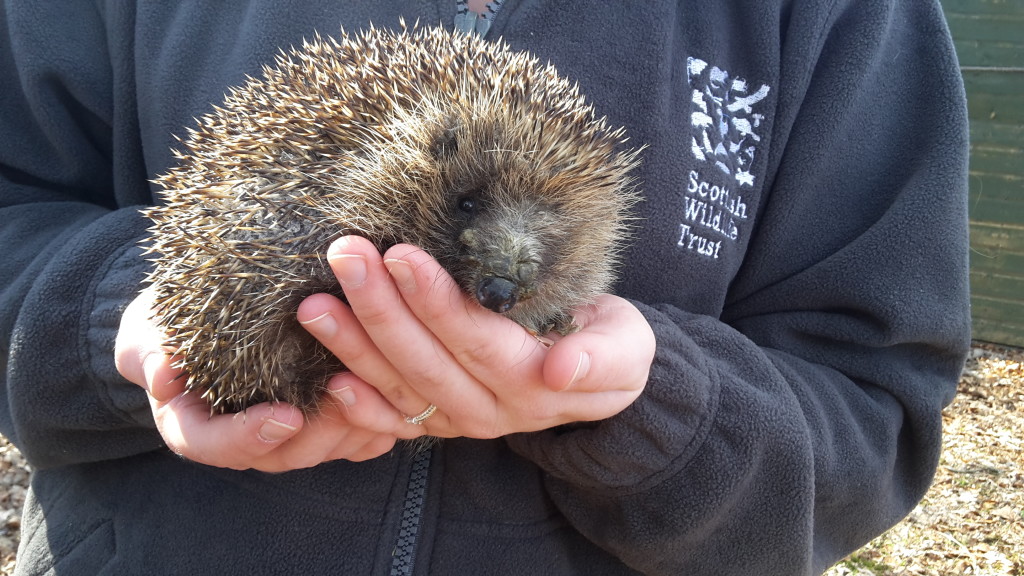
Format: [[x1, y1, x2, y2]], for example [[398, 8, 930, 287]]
[[114, 288, 400, 472]]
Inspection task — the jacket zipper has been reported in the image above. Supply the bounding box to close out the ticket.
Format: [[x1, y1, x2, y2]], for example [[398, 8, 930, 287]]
[[388, 447, 433, 576]]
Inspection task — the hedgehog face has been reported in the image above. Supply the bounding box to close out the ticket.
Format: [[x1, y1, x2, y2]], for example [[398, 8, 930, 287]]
[[413, 110, 582, 334], [453, 188, 562, 319], [451, 190, 575, 334]]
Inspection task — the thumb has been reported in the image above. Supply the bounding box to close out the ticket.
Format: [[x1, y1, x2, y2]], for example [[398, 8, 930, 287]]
[[543, 344, 593, 392], [114, 287, 186, 401], [541, 295, 655, 393]]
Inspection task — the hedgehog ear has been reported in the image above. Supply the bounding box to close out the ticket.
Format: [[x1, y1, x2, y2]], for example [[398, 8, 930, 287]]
[[431, 123, 459, 160]]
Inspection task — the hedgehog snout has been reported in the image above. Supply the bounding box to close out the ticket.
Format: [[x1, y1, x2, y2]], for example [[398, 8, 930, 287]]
[[472, 256, 539, 314], [476, 276, 519, 313], [459, 228, 543, 315]]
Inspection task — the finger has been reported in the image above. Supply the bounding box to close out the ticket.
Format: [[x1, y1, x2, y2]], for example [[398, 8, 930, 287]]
[[543, 294, 656, 393], [265, 405, 375, 470], [144, 353, 189, 402], [379, 244, 549, 403], [323, 372, 448, 440], [298, 290, 455, 438], [297, 291, 430, 412], [115, 289, 179, 390], [152, 394, 304, 470], [320, 236, 485, 418], [114, 289, 154, 386], [323, 429, 397, 462], [341, 434, 401, 462]]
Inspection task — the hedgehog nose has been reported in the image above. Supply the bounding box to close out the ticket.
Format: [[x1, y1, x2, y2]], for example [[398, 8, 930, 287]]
[[476, 277, 519, 313]]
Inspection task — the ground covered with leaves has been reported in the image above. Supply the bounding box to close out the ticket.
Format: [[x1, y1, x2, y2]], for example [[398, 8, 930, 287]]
[[0, 344, 1020, 575]]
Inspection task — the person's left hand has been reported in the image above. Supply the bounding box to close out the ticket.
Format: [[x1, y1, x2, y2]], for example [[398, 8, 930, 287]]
[[115, 286, 400, 472], [296, 235, 655, 441]]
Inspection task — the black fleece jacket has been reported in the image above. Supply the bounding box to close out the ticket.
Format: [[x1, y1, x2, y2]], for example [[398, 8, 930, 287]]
[[0, 1, 969, 575]]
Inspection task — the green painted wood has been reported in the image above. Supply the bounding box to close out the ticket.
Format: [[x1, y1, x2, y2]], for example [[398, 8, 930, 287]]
[[970, 243, 1024, 272], [964, 73, 1024, 124], [972, 315, 1024, 347], [971, 257, 1024, 281], [942, 0, 1024, 346], [971, 271, 1024, 301], [971, 222, 1024, 252], [969, 186, 1024, 226], [942, 0, 1024, 16], [969, 146, 1023, 177], [946, 13, 1024, 48], [971, 297, 1024, 341], [963, 70, 1024, 97], [970, 118, 1024, 146], [955, 43, 1024, 68]]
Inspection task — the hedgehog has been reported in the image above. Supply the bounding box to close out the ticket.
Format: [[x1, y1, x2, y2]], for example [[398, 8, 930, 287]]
[[143, 24, 641, 414]]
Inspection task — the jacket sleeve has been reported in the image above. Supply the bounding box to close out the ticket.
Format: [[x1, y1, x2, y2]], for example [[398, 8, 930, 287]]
[[506, 1, 970, 573], [0, 4, 164, 470]]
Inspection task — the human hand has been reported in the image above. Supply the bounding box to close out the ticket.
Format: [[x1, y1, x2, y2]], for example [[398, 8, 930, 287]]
[[114, 288, 399, 472], [296, 236, 655, 441]]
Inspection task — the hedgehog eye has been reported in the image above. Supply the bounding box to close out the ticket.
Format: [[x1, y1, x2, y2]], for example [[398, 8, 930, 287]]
[[458, 196, 477, 214], [456, 186, 485, 218]]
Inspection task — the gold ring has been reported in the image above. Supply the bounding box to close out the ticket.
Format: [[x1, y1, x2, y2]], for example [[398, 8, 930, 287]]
[[404, 404, 437, 425]]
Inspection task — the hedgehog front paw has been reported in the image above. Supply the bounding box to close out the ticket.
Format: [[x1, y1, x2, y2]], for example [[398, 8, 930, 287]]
[[531, 313, 579, 340]]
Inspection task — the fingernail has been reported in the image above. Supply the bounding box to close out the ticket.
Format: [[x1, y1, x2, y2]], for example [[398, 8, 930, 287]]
[[299, 311, 338, 338], [258, 417, 298, 443], [327, 253, 367, 288], [330, 386, 357, 407], [565, 351, 591, 391], [383, 259, 416, 292]]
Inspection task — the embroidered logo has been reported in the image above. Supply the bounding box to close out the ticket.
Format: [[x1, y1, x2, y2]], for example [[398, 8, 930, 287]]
[[686, 57, 770, 188], [677, 58, 770, 260]]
